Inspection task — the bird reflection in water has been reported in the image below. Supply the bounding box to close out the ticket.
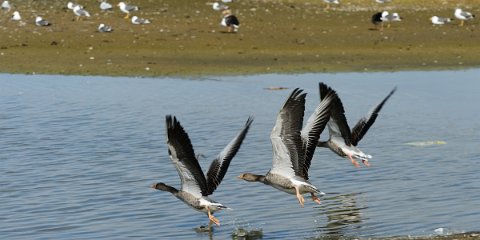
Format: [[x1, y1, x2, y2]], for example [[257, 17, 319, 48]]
[[315, 192, 367, 237]]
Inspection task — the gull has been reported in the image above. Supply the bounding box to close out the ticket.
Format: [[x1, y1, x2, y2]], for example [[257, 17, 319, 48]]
[[67, 2, 82, 10], [98, 23, 113, 32], [152, 115, 253, 226], [239, 85, 338, 207], [131, 16, 150, 24], [324, 0, 339, 10], [454, 8, 475, 26], [118, 2, 138, 19], [221, 9, 239, 32], [371, 11, 389, 31], [430, 16, 453, 25], [73, 5, 90, 21], [35, 16, 51, 26], [11, 11, 21, 21], [99, 0, 113, 11], [1, 0, 11, 11], [317, 83, 397, 168], [375, 0, 390, 3]]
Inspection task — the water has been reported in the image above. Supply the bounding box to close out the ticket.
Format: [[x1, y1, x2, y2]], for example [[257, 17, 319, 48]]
[[1, 70, 479, 239]]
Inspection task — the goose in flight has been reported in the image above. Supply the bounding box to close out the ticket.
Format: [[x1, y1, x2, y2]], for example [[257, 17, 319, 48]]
[[239, 85, 338, 207], [152, 115, 253, 226], [317, 83, 397, 167]]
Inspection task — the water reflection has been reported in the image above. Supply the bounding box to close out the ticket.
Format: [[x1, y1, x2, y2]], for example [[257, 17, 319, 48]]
[[316, 193, 367, 237]]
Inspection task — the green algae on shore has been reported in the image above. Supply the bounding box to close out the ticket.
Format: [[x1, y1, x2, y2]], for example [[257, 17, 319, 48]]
[[0, 0, 478, 77]]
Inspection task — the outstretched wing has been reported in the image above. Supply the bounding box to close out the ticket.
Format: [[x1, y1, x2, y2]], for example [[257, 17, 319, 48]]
[[350, 86, 397, 146], [165, 115, 208, 197], [205, 116, 254, 195], [300, 84, 336, 179], [270, 88, 306, 178], [319, 83, 352, 145]]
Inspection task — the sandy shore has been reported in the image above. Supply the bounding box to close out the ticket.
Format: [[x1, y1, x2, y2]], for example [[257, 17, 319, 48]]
[[0, 0, 478, 77]]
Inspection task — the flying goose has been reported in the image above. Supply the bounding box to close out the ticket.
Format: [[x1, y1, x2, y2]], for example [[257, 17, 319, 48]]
[[152, 115, 253, 226], [317, 83, 396, 167], [238, 85, 338, 207]]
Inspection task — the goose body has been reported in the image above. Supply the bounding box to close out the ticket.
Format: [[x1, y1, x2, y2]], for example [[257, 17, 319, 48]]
[[152, 115, 253, 226], [317, 83, 396, 167], [239, 85, 338, 207]]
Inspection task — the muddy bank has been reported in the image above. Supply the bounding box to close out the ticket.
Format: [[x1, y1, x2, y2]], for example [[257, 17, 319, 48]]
[[0, 0, 478, 77]]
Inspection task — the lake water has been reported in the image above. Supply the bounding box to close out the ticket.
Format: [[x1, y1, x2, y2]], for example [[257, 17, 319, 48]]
[[1, 69, 479, 239]]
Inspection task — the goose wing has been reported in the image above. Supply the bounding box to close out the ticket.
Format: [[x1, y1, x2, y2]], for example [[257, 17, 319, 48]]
[[205, 116, 253, 195], [350, 86, 396, 146], [300, 84, 336, 179], [165, 115, 208, 197], [319, 83, 352, 145], [270, 88, 306, 178]]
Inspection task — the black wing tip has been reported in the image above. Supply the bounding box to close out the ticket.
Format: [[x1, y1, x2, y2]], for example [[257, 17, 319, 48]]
[[245, 115, 254, 127], [165, 115, 179, 129]]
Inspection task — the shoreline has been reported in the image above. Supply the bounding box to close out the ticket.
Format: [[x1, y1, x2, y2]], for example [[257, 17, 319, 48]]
[[0, 0, 478, 77]]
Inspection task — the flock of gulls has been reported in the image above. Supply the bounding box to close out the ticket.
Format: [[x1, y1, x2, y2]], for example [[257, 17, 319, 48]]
[[151, 83, 396, 227], [1, 0, 239, 33], [1, 0, 476, 34], [1, 0, 152, 31]]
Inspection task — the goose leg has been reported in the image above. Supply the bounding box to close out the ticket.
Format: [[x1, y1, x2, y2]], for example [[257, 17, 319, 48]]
[[347, 154, 360, 168], [362, 159, 371, 167], [311, 193, 321, 205], [207, 208, 220, 226], [295, 186, 305, 207]]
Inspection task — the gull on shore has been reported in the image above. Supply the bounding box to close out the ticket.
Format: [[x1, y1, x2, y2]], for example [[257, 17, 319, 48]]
[[35, 16, 51, 26], [118, 2, 138, 19], [11, 10, 21, 21], [99, 0, 113, 11], [98, 23, 113, 32], [67, 2, 83, 10], [1, 0, 11, 11], [73, 5, 90, 21], [375, 0, 390, 3], [430, 16, 453, 25], [323, 0, 339, 10], [131, 16, 150, 24], [454, 8, 475, 26]]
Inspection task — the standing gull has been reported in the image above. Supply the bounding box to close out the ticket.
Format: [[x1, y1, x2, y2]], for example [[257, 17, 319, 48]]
[[118, 2, 138, 19], [371, 11, 389, 30], [238, 85, 338, 207], [221, 9, 239, 32], [73, 5, 90, 21], [454, 8, 475, 26], [317, 83, 397, 168], [152, 115, 253, 226]]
